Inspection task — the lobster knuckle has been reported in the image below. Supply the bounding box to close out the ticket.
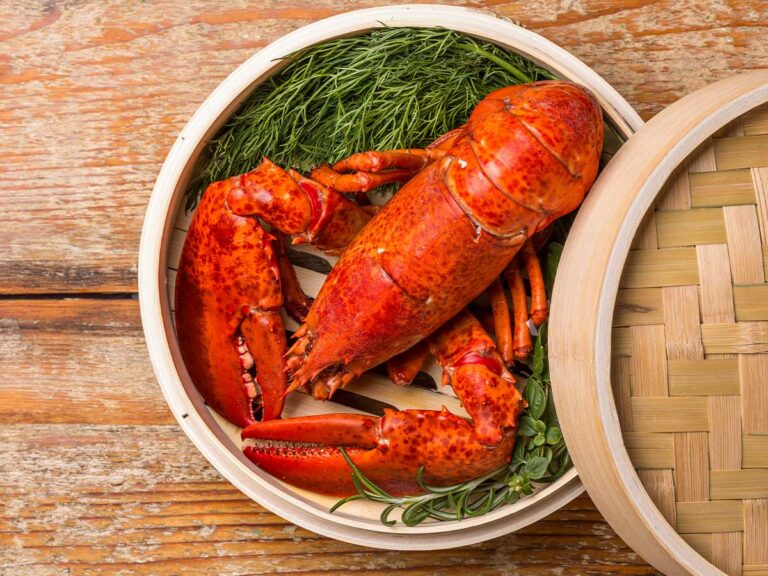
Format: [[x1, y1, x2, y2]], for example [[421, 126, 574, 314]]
[[229, 159, 314, 235]]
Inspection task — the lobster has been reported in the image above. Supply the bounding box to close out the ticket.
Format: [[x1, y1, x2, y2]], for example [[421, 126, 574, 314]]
[[175, 81, 603, 496]]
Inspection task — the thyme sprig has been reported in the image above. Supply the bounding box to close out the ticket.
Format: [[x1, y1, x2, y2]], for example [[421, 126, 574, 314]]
[[331, 241, 572, 527], [187, 27, 553, 209]]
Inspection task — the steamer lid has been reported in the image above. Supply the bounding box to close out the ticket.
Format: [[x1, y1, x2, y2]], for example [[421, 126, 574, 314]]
[[550, 70, 768, 576]]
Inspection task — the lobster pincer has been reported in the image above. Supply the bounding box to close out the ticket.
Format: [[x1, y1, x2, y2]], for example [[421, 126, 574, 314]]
[[243, 409, 517, 497], [242, 311, 526, 496]]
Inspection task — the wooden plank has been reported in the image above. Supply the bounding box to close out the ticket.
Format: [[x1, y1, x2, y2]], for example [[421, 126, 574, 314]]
[[0, 1, 765, 298], [662, 286, 703, 361], [637, 469, 677, 528], [624, 432, 675, 469], [620, 248, 699, 288], [744, 565, 768, 576], [655, 208, 726, 248], [0, 424, 651, 575], [714, 134, 768, 170], [631, 397, 709, 433], [5, 2, 768, 573], [701, 323, 768, 355], [612, 356, 633, 432], [613, 288, 664, 327], [676, 501, 744, 534], [744, 435, 768, 468], [0, 299, 173, 425], [743, 103, 768, 136], [668, 358, 740, 396], [681, 534, 713, 563], [612, 327, 632, 357], [752, 167, 768, 244], [711, 532, 743, 576], [657, 165, 691, 211], [724, 205, 766, 284], [689, 169, 756, 208], [711, 471, 768, 500], [631, 209, 659, 250], [688, 142, 717, 174], [745, 500, 768, 566], [735, 285, 768, 321]]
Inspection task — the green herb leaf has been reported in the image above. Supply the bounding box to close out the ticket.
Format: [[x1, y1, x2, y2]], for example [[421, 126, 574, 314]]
[[524, 456, 549, 480], [544, 242, 564, 295], [518, 416, 539, 437], [546, 426, 563, 445], [524, 377, 546, 420]]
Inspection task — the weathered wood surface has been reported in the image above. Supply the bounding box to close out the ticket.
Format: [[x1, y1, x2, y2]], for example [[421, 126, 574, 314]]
[[0, 299, 657, 574], [2, 0, 765, 573]]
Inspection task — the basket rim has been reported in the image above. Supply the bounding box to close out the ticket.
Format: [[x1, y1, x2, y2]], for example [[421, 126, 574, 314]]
[[138, 4, 642, 549]]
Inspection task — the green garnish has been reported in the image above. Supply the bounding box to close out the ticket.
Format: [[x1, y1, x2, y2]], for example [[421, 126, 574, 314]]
[[187, 27, 554, 209]]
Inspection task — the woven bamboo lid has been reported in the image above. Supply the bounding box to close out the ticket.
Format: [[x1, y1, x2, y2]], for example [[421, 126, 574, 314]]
[[550, 70, 768, 576]]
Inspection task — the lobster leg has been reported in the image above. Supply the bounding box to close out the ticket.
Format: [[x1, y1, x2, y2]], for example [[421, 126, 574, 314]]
[[429, 310, 526, 445], [520, 239, 548, 326], [487, 277, 515, 365], [273, 231, 311, 324], [386, 340, 429, 386], [505, 257, 534, 360], [309, 165, 414, 194], [310, 146, 449, 194], [243, 310, 525, 496]]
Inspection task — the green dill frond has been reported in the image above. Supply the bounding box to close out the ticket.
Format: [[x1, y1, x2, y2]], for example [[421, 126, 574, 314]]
[[187, 27, 554, 208]]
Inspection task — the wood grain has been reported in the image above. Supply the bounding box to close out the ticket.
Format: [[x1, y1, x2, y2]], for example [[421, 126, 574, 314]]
[[3, 0, 766, 573]]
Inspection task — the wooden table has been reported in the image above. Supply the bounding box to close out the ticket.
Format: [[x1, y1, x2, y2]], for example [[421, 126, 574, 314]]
[[1, 1, 765, 574]]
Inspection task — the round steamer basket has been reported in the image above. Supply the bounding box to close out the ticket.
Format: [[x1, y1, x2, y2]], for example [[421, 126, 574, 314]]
[[551, 70, 768, 575], [139, 5, 642, 550]]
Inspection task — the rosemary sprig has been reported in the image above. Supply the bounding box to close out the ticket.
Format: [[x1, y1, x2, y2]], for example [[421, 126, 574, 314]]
[[187, 27, 554, 209], [331, 244, 572, 527]]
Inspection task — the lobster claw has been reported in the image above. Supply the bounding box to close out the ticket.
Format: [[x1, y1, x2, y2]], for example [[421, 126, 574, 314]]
[[176, 159, 374, 428], [241, 409, 515, 497], [175, 174, 290, 428]]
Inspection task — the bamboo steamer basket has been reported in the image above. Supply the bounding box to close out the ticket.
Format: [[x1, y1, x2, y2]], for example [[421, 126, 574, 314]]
[[138, 5, 642, 550], [551, 70, 768, 575]]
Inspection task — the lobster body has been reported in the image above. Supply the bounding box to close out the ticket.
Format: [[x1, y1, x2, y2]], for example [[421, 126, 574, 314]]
[[288, 82, 603, 392]]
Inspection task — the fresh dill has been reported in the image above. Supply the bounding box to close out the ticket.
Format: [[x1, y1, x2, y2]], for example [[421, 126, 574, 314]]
[[187, 27, 554, 208]]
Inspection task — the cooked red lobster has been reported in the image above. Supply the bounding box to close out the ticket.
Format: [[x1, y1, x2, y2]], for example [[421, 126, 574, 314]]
[[175, 81, 603, 496]]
